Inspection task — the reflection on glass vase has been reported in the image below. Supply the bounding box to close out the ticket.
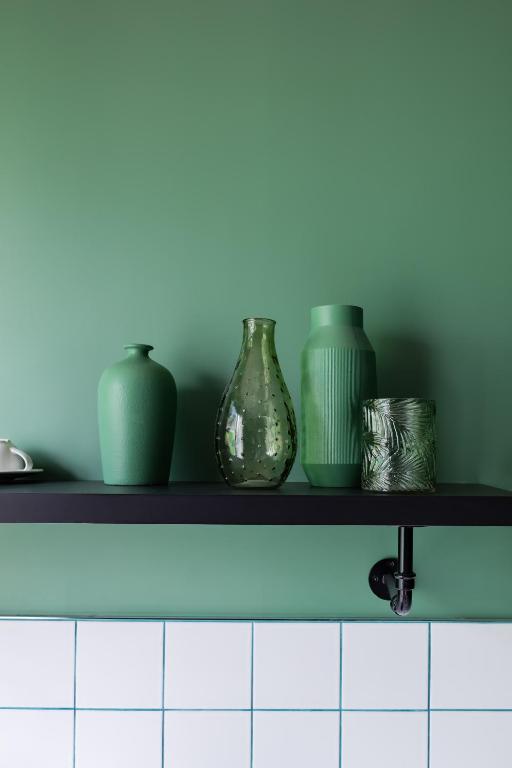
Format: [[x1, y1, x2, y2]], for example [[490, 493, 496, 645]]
[[215, 318, 297, 488]]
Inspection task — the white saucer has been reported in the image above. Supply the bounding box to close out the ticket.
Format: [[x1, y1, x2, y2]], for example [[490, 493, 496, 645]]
[[0, 469, 44, 483]]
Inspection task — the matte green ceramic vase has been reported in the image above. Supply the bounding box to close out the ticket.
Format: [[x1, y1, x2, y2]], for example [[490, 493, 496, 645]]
[[98, 344, 177, 485], [301, 305, 377, 487]]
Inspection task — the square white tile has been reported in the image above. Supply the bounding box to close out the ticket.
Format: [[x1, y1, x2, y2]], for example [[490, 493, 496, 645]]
[[0, 710, 74, 768], [165, 711, 250, 768], [342, 622, 428, 709], [76, 620, 163, 708], [342, 711, 428, 768], [0, 619, 74, 707], [165, 622, 251, 708], [430, 711, 512, 768], [253, 622, 340, 708], [253, 711, 339, 768], [76, 710, 162, 768], [431, 623, 512, 708]]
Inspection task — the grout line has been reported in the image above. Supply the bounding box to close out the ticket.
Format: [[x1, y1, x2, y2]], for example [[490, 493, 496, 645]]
[[3, 617, 512, 624], [430, 708, 512, 713], [427, 622, 431, 768], [73, 620, 77, 768], [71, 707, 165, 712], [161, 622, 166, 768], [250, 622, 254, 768], [339, 622, 343, 768], [252, 708, 341, 712], [341, 708, 428, 713], [0, 706, 511, 713], [166, 708, 253, 712], [0, 706, 76, 711], [5, 616, 512, 623], [0, 707, 512, 715]]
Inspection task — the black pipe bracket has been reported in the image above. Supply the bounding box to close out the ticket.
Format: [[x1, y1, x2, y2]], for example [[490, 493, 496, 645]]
[[369, 526, 416, 616]]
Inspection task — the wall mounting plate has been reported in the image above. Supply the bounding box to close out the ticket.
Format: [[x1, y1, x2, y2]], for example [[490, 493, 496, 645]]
[[369, 558, 397, 600]]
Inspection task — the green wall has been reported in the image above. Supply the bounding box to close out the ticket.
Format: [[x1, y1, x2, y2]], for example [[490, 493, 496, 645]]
[[0, 0, 511, 618]]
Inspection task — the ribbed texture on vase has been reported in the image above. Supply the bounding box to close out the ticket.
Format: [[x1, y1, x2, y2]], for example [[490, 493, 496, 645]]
[[303, 348, 365, 465], [321, 348, 360, 464]]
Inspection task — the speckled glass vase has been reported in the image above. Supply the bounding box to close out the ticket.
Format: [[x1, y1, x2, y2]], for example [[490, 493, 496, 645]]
[[215, 318, 297, 488], [362, 398, 436, 492]]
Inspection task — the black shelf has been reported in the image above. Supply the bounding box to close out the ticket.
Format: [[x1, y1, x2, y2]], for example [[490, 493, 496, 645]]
[[0, 481, 509, 525]]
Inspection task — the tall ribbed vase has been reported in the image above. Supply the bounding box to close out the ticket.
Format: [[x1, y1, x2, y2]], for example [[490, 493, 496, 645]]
[[301, 305, 377, 487], [98, 344, 177, 485]]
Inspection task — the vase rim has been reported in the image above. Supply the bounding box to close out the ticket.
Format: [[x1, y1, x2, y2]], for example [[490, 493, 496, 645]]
[[364, 397, 435, 406], [310, 304, 363, 328], [312, 303, 363, 312], [242, 317, 276, 325], [123, 343, 154, 353]]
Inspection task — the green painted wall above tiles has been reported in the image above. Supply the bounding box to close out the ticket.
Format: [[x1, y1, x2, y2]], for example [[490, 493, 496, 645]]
[[0, 0, 511, 617]]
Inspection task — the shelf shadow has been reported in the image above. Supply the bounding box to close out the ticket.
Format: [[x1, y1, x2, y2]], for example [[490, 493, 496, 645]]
[[172, 373, 225, 482]]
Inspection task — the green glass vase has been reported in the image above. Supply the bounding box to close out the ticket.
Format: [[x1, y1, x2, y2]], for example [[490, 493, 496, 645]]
[[215, 318, 297, 488], [362, 398, 436, 492], [301, 304, 377, 487], [98, 344, 177, 485]]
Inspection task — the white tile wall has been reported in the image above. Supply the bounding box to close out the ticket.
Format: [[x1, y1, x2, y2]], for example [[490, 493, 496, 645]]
[[430, 711, 512, 768], [430, 623, 512, 708], [254, 711, 339, 768], [165, 621, 251, 708], [342, 622, 428, 709], [75, 710, 162, 768], [76, 621, 163, 708], [253, 622, 340, 709], [0, 710, 73, 768], [2, 618, 512, 767], [165, 711, 251, 768], [342, 711, 428, 768], [0, 620, 74, 707]]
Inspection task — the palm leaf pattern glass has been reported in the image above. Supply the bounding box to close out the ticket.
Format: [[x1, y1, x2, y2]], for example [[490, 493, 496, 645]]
[[362, 398, 436, 492]]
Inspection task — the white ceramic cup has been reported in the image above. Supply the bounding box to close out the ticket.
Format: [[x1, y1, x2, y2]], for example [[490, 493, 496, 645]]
[[0, 439, 33, 471]]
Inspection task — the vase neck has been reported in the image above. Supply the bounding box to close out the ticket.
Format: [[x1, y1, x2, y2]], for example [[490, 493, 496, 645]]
[[310, 304, 363, 329], [124, 343, 154, 358], [241, 318, 276, 358]]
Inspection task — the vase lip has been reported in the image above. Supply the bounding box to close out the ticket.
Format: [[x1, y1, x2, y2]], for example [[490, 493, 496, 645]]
[[124, 343, 154, 354], [311, 304, 363, 328], [364, 397, 436, 406], [243, 317, 276, 325]]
